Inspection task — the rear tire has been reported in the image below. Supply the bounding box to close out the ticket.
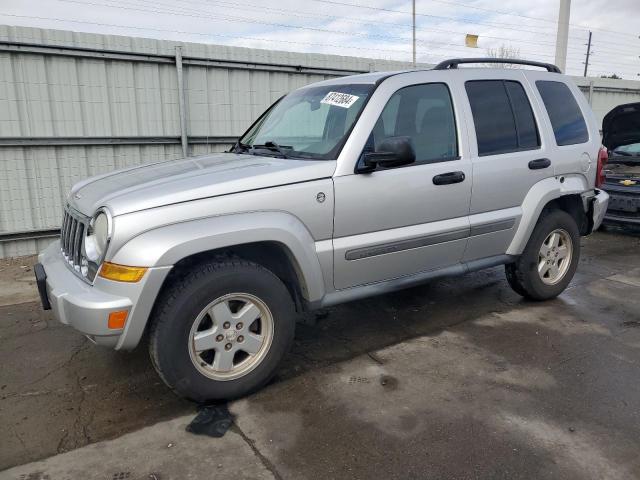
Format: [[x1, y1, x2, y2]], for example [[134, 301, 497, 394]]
[[505, 209, 580, 301], [148, 259, 296, 402]]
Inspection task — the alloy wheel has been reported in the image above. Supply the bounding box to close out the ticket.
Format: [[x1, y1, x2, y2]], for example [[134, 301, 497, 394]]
[[188, 293, 274, 381]]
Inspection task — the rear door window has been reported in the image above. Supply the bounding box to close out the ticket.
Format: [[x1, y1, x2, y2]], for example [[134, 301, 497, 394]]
[[505, 81, 540, 149], [465, 80, 540, 156], [536, 80, 589, 146]]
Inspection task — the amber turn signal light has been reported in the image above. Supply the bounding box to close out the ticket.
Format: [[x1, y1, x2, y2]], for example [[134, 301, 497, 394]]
[[99, 262, 147, 282], [108, 310, 128, 329]]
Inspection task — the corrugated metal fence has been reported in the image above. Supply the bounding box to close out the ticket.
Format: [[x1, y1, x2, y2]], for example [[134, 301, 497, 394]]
[[0, 26, 417, 257], [574, 76, 640, 127], [1, 25, 640, 257]]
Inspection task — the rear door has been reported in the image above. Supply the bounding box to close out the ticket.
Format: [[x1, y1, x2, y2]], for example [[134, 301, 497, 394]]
[[458, 71, 551, 261]]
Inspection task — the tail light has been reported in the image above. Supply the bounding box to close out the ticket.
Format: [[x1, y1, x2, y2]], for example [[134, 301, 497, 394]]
[[596, 146, 608, 188]]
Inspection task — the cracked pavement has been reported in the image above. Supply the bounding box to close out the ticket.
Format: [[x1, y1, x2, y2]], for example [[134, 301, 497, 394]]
[[1, 227, 640, 479]]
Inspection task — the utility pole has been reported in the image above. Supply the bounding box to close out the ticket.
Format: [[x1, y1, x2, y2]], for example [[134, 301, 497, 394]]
[[412, 0, 416, 68], [583, 31, 592, 77], [554, 0, 571, 72]]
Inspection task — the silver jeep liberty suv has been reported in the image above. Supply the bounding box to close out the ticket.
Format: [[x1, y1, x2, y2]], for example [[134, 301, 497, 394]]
[[35, 59, 609, 401]]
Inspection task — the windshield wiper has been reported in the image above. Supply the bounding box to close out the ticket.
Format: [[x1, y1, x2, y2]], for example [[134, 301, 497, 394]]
[[251, 141, 291, 158], [230, 140, 252, 154]]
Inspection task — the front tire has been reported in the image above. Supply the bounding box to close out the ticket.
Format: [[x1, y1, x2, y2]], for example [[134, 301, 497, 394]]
[[505, 209, 580, 301], [148, 259, 296, 402]]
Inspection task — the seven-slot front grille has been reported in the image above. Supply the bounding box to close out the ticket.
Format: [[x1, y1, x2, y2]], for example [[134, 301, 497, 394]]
[[60, 206, 89, 273]]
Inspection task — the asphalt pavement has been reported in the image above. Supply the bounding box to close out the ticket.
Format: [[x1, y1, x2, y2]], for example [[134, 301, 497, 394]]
[[1, 227, 639, 479]]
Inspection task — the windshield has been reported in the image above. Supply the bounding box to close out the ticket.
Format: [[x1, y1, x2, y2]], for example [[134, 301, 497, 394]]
[[613, 142, 640, 156], [238, 84, 374, 160]]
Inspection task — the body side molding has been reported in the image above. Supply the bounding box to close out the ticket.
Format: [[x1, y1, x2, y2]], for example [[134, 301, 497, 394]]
[[344, 219, 516, 261]]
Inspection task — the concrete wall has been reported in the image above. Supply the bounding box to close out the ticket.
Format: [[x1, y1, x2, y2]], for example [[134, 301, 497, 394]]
[[1, 25, 639, 257]]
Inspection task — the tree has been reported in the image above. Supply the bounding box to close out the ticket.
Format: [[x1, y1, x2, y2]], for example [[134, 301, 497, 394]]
[[486, 45, 521, 68], [600, 73, 621, 79]]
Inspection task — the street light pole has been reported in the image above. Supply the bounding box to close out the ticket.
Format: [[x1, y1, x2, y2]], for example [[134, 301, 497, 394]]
[[583, 31, 592, 77], [554, 0, 571, 72]]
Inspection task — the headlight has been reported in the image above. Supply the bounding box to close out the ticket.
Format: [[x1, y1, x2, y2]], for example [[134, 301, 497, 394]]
[[83, 209, 112, 280], [85, 213, 109, 261]]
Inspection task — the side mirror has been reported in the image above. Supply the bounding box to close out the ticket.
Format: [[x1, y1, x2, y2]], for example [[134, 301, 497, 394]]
[[358, 136, 416, 173]]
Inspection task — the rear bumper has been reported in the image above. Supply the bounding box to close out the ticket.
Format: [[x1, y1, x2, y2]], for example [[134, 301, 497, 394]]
[[37, 241, 171, 350], [584, 189, 609, 233]]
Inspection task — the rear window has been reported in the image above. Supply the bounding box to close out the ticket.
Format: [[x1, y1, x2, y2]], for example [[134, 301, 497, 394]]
[[536, 80, 589, 146], [465, 80, 540, 156]]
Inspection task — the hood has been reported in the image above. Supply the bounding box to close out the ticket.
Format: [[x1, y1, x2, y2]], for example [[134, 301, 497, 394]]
[[602, 102, 640, 151], [68, 152, 336, 216]]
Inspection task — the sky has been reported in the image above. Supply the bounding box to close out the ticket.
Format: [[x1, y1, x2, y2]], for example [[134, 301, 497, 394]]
[[2, 0, 639, 78]]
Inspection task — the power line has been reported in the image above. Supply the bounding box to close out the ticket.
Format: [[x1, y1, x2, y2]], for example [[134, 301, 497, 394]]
[[53, 0, 551, 52], [1, 12, 548, 68], [129, 0, 564, 47], [0, 13, 522, 62], [6, 12, 637, 76], [423, 0, 560, 23], [424, 0, 639, 39], [5, 3, 638, 75], [413, 0, 640, 40], [103, 0, 634, 58], [235, 0, 635, 57], [54, 0, 455, 45], [46, 0, 636, 63], [52, 0, 639, 69], [144, 0, 558, 42], [307, 0, 640, 40], [306, 0, 560, 34], [0, 14, 414, 56]]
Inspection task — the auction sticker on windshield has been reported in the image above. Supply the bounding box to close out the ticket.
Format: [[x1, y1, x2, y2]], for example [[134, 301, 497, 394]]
[[321, 91, 360, 108]]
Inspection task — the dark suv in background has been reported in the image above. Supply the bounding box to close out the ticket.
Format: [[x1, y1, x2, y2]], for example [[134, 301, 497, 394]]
[[602, 102, 640, 226]]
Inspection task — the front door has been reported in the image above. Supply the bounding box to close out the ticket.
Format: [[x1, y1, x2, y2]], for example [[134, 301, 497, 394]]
[[332, 81, 472, 290]]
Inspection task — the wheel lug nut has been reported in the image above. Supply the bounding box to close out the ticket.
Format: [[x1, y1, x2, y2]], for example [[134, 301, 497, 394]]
[[225, 343, 232, 350], [236, 322, 243, 329], [237, 335, 244, 343], [223, 322, 231, 329], [216, 334, 224, 342]]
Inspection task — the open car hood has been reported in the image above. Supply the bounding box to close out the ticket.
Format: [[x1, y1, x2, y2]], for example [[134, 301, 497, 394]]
[[602, 102, 640, 151]]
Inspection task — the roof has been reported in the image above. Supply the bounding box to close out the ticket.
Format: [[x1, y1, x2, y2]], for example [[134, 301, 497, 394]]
[[309, 70, 409, 86], [307, 62, 564, 90]]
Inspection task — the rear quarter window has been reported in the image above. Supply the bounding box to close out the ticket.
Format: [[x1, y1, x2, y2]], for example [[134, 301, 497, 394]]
[[536, 80, 589, 146]]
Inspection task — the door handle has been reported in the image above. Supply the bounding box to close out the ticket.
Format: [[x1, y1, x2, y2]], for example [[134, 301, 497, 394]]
[[528, 158, 551, 170], [433, 171, 465, 185]]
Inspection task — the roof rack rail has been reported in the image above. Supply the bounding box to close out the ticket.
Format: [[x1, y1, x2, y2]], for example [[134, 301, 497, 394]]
[[433, 58, 561, 73]]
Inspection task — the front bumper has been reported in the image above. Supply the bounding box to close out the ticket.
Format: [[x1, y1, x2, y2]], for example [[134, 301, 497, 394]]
[[37, 241, 171, 350], [602, 185, 640, 225]]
